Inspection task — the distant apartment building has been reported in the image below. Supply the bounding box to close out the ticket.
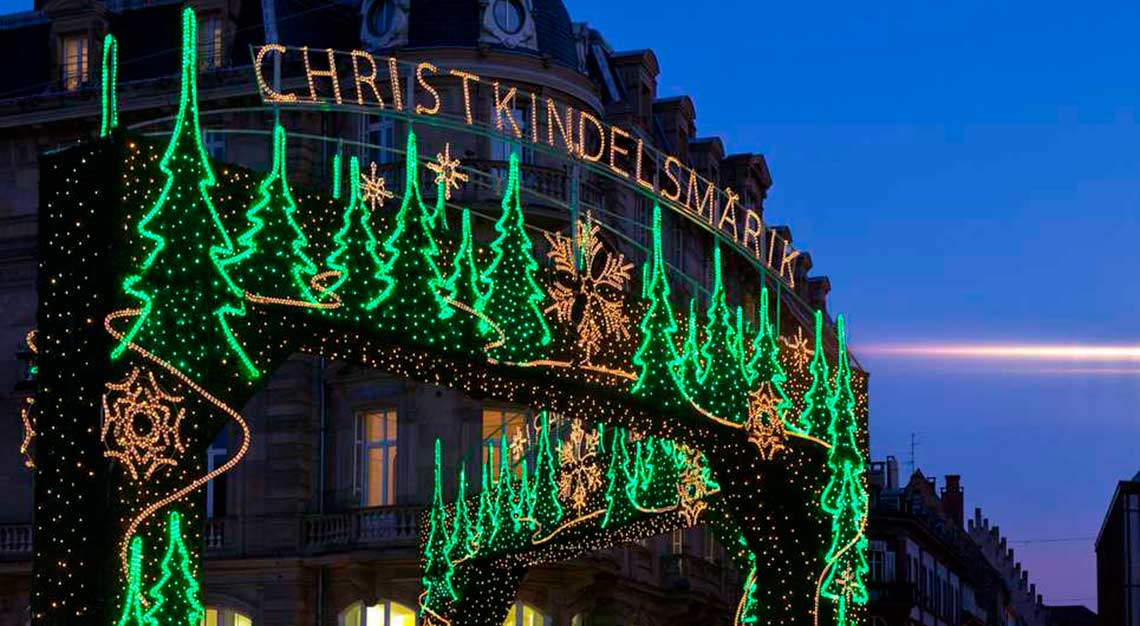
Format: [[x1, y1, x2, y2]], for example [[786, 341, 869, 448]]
[[866, 457, 1062, 626], [1096, 471, 1140, 626]]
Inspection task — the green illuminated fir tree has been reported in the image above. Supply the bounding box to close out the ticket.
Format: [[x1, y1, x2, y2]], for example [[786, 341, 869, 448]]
[[488, 433, 524, 551], [601, 428, 637, 528], [450, 462, 477, 558], [143, 511, 205, 626], [370, 130, 455, 346], [819, 315, 869, 625], [634, 437, 683, 510], [692, 246, 751, 423], [113, 7, 257, 379], [423, 440, 458, 610], [515, 459, 532, 528], [115, 537, 146, 626], [798, 311, 833, 436], [324, 157, 388, 318], [475, 457, 498, 550], [440, 209, 485, 347], [476, 152, 552, 361], [747, 287, 798, 432], [740, 551, 762, 623], [679, 298, 703, 394], [528, 411, 563, 534], [231, 124, 319, 302], [630, 203, 686, 408]]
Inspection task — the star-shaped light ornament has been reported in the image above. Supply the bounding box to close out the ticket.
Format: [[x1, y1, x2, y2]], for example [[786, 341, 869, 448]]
[[780, 326, 812, 369], [361, 161, 395, 210], [746, 382, 788, 461], [426, 143, 469, 200], [101, 367, 187, 481], [509, 426, 528, 463]]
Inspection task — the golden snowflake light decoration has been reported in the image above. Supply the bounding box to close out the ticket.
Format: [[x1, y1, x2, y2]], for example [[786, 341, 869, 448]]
[[557, 419, 603, 514], [780, 326, 812, 369], [509, 426, 528, 463], [361, 161, 395, 210], [426, 142, 469, 200], [544, 218, 634, 363], [101, 366, 187, 481], [745, 382, 787, 461], [676, 445, 714, 526]]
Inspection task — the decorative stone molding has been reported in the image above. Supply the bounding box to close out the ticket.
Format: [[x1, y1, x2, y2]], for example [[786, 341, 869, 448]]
[[360, 0, 410, 50], [479, 0, 538, 51]]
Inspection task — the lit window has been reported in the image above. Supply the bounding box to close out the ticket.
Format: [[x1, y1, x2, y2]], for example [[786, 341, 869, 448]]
[[60, 34, 89, 91], [199, 14, 224, 70], [339, 600, 417, 626], [368, 0, 396, 36], [671, 528, 685, 554], [202, 607, 252, 626], [503, 602, 549, 626], [204, 131, 226, 160], [205, 429, 229, 519], [491, 106, 531, 163], [482, 405, 530, 480], [355, 408, 398, 507]]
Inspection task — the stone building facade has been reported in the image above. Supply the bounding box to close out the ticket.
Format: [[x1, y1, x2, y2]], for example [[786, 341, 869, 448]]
[[1096, 471, 1140, 626], [0, 1, 840, 625]]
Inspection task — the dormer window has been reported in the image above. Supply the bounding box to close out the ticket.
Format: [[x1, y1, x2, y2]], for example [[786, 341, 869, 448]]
[[198, 13, 224, 70], [493, 0, 525, 34], [60, 33, 89, 91], [368, 0, 396, 37]]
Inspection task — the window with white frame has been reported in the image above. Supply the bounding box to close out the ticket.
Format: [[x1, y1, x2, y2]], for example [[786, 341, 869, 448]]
[[481, 405, 531, 481], [60, 33, 89, 91], [204, 131, 226, 160], [198, 13, 224, 69], [502, 602, 550, 626], [202, 607, 252, 626], [355, 407, 398, 507], [491, 106, 532, 163], [366, 117, 396, 165], [339, 600, 416, 626], [205, 429, 229, 519]]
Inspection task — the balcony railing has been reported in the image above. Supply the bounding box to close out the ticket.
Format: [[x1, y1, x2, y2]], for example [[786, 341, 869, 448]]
[[0, 524, 32, 560], [302, 506, 421, 553]]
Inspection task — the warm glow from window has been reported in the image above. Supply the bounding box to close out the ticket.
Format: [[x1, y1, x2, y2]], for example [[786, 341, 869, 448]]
[[357, 408, 398, 506], [202, 606, 252, 626], [482, 405, 529, 480], [503, 602, 548, 626], [340, 600, 416, 626], [199, 14, 224, 69], [60, 34, 89, 91]]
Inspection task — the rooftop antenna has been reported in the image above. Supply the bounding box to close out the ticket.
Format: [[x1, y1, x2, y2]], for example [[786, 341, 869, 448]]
[[908, 432, 920, 476]]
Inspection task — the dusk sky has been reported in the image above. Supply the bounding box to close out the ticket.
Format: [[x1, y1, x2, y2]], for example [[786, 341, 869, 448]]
[[3, 0, 1138, 611], [563, 0, 1140, 609]]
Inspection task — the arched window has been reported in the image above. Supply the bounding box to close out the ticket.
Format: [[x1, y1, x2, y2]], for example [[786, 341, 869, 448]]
[[503, 602, 550, 626], [339, 600, 417, 626], [202, 607, 252, 626]]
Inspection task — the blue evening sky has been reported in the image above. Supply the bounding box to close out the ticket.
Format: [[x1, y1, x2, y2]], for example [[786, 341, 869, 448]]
[[3, 0, 1137, 611], [562, 0, 1140, 609]]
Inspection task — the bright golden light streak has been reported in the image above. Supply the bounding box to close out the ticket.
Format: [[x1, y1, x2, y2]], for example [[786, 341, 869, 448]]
[[861, 343, 1140, 362]]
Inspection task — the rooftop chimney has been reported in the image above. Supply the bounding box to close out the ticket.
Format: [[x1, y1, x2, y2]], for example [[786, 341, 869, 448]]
[[940, 474, 963, 527]]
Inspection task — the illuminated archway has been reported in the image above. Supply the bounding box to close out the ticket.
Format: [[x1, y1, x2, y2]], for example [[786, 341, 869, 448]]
[[28, 9, 869, 626]]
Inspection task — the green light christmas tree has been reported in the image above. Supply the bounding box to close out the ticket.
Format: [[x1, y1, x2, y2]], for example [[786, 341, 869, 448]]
[[113, 6, 257, 380], [679, 298, 703, 394], [819, 315, 870, 625], [692, 246, 750, 423], [798, 310, 834, 436], [423, 440, 458, 610], [324, 157, 388, 320], [230, 124, 319, 303], [475, 456, 498, 550], [143, 511, 205, 626], [114, 536, 146, 626], [370, 130, 455, 347], [441, 208, 485, 346], [747, 287, 799, 432], [476, 152, 551, 362], [630, 204, 687, 408], [601, 428, 637, 528], [450, 462, 477, 559], [528, 411, 563, 534]]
